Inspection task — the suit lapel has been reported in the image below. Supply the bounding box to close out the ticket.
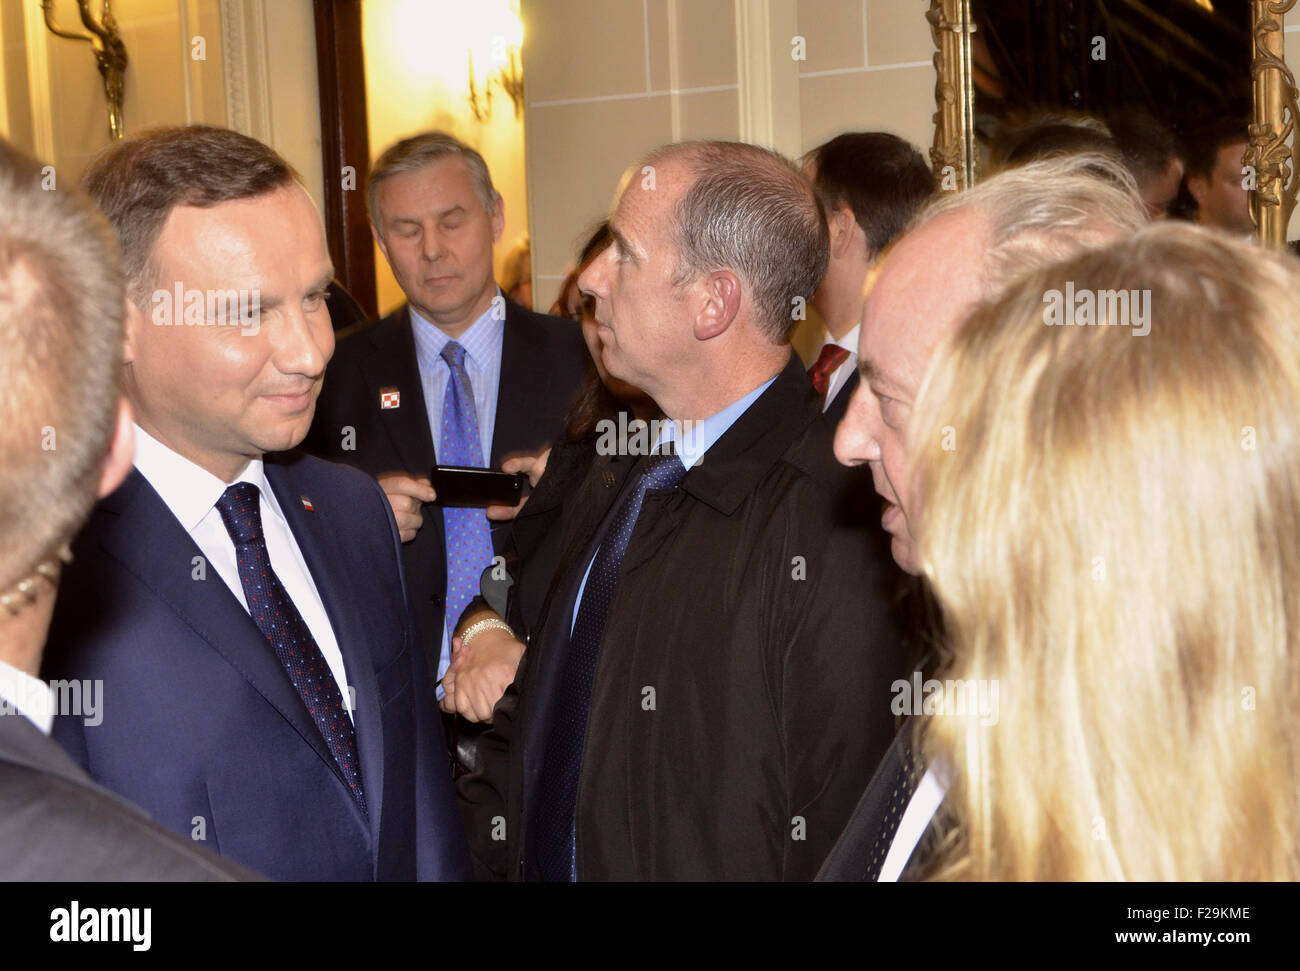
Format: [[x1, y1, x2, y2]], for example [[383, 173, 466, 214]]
[[610, 461, 685, 576], [816, 727, 921, 881], [824, 367, 859, 428], [265, 462, 384, 834], [520, 453, 630, 804], [97, 471, 355, 808], [490, 301, 552, 468], [551, 453, 637, 590], [358, 308, 437, 473]]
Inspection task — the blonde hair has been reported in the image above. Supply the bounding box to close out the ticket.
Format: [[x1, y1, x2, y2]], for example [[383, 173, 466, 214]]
[[909, 222, 1300, 880]]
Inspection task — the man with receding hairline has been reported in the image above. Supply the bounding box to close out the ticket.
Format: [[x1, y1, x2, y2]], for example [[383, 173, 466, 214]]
[[305, 131, 585, 739], [458, 140, 910, 881], [821, 152, 1147, 881]]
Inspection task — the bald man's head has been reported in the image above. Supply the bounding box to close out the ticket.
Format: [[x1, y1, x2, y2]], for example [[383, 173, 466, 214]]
[[834, 152, 1148, 573]]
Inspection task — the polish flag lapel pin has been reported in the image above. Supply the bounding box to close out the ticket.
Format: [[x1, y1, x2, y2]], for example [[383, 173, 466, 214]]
[[380, 387, 401, 409], [300, 496, 315, 512]]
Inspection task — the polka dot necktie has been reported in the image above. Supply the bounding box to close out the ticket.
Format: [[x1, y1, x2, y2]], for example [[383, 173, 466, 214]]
[[533, 450, 687, 881], [439, 341, 495, 643], [215, 482, 366, 814], [808, 343, 851, 402]]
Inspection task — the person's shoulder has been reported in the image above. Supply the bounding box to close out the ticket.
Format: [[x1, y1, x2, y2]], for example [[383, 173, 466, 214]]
[[780, 411, 855, 490], [761, 413, 883, 541], [330, 305, 408, 361], [505, 300, 585, 353], [266, 449, 387, 510], [0, 753, 251, 881]]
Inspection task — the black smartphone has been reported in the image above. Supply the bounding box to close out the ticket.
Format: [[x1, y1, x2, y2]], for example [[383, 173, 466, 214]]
[[430, 465, 526, 507]]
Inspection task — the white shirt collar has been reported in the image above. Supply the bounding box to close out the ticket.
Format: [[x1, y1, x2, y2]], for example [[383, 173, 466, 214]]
[[132, 423, 287, 532], [827, 323, 860, 355], [0, 657, 55, 734]]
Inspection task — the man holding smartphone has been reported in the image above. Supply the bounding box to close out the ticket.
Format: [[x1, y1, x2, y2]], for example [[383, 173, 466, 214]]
[[305, 132, 586, 715]]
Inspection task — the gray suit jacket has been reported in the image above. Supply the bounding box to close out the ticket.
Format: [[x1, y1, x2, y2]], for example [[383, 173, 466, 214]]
[[0, 710, 253, 881]]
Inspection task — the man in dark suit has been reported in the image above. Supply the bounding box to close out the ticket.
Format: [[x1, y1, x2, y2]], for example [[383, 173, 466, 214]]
[[458, 141, 911, 881], [304, 132, 585, 718], [0, 137, 249, 880], [802, 133, 934, 425], [42, 125, 471, 881]]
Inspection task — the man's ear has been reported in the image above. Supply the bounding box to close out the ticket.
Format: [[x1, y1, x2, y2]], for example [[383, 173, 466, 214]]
[[97, 398, 136, 499], [122, 296, 146, 366], [371, 221, 390, 263], [1185, 173, 1208, 210], [829, 204, 858, 259], [693, 270, 741, 342], [490, 194, 505, 245]]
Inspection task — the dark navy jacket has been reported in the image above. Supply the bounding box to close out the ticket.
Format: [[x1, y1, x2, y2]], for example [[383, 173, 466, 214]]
[[43, 451, 472, 881]]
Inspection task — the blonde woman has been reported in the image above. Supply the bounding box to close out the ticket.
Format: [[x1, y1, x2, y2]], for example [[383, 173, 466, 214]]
[[908, 222, 1300, 880]]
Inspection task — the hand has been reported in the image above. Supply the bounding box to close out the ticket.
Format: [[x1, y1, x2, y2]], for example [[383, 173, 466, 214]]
[[507, 447, 551, 487], [439, 629, 526, 723], [485, 447, 552, 522], [377, 473, 436, 543]]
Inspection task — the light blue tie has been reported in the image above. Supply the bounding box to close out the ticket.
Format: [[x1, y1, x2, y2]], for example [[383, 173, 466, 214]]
[[439, 342, 495, 642]]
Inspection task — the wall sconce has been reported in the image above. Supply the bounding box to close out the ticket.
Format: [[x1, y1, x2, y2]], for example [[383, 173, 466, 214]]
[[467, 0, 523, 122], [468, 43, 524, 122], [41, 0, 129, 140]]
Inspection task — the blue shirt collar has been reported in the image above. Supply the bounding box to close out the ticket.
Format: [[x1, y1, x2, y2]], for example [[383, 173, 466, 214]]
[[409, 288, 504, 367], [656, 375, 779, 470]]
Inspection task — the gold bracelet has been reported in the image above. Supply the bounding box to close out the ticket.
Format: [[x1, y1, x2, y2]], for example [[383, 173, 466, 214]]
[[459, 617, 514, 649]]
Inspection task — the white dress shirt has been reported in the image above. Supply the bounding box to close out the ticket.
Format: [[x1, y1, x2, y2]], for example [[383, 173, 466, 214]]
[[132, 424, 353, 720], [818, 323, 860, 413], [0, 657, 55, 734]]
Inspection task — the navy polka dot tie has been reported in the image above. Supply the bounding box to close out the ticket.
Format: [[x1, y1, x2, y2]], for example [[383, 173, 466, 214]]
[[216, 482, 366, 814], [533, 450, 687, 881]]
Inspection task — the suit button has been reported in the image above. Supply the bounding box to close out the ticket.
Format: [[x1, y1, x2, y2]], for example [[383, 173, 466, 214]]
[[430, 594, 444, 608], [602, 471, 615, 488]]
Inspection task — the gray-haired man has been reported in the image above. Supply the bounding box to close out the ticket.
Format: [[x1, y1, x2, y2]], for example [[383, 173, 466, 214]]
[[823, 152, 1148, 881], [306, 132, 586, 725]]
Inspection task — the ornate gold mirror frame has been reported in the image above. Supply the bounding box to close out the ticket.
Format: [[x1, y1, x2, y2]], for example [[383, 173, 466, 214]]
[[927, 0, 977, 193], [928, 0, 1300, 249]]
